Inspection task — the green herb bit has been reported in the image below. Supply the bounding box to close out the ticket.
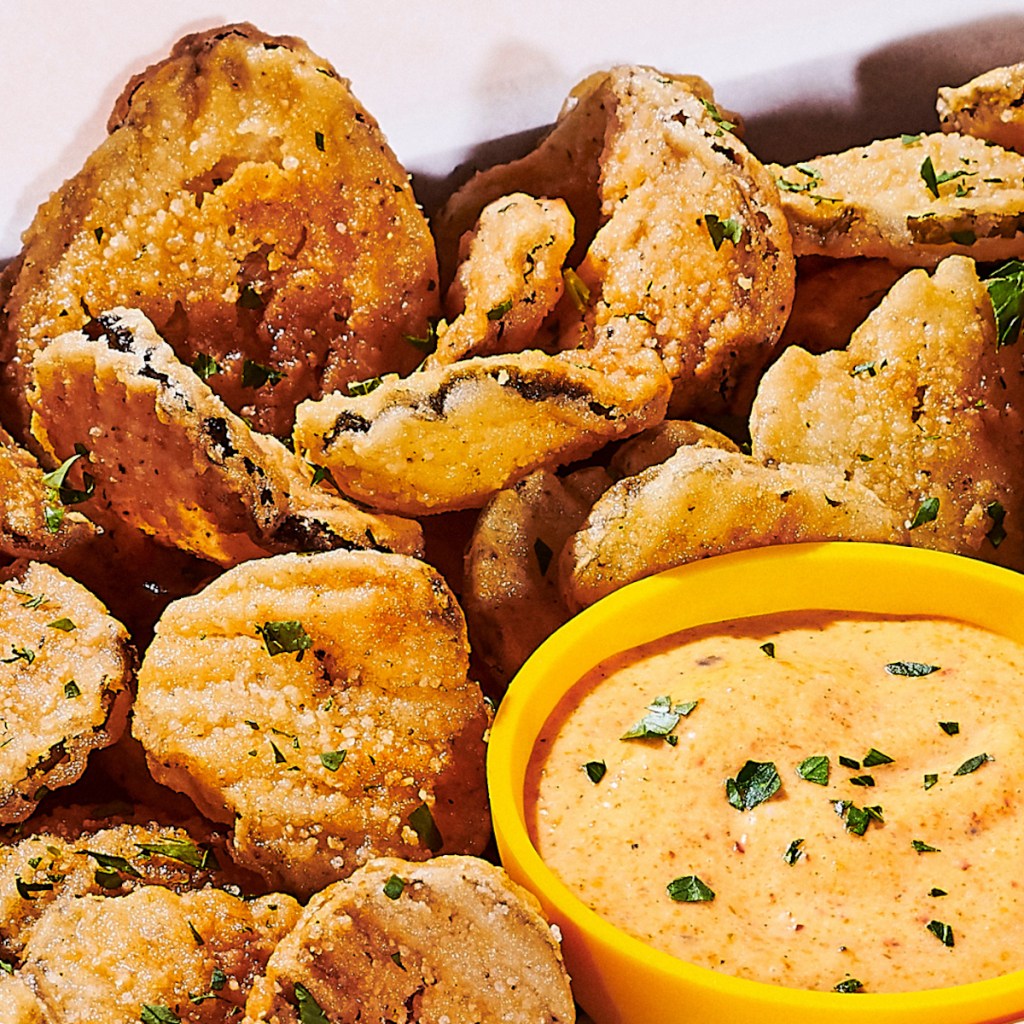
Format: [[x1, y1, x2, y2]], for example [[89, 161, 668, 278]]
[[835, 801, 883, 836], [188, 919, 205, 945], [347, 375, 384, 396], [47, 617, 76, 632], [760, 642, 775, 658], [796, 754, 829, 786], [920, 156, 974, 198], [954, 753, 992, 776], [927, 919, 955, 947], [14, 589, 48, 609], [924, 773, 939, 790], [850, 361, 877, 377], [41, 451, 95, 507], [82, 850, 143, 878], [833, 978, 864, 993], [583, 760, 607, 784], [699, 97, 736, 132], [140, 1006, 181, 1024], [862, 749, 894, 767], [0, 958, 12, 974], [938, 721, 959, 736], [849, 775, 875, 787], [314, 130, 325, 151], [563, 268, 591, 312], [838, 756, 860, 770], [909, 496, 940, 529], [984, 260, 1024, 346], [211, 967, 227, 990], [383, 874, 405, 900], [255, 620, 312, 661], [621, 695, 697, 742], [912, 839, 941, 853], [408, 803, 443, 852], [241, 359, 282, 388], [43, 505, 65, 534], [136, 838, 215, 870], [667, 874, 715, 902], [292, 982, 330, 1024], [885, 660, 939, 677], [404, 318, 440, 354], [2, 646, 35, 665], [901, 133, 924, 145], [191, 352, 222, 380], [486, 298, 513, 320], [705, 214, 742, 250], [320, 750, 348, 772], [783, 838, 805, 865], [533, 537, 553, 576], [15, 875, 54, 900], [985, 501, 1007, 548], [269, 739, 287, 765], [726, 760, 781, 811], [929, 887, 948, 897]]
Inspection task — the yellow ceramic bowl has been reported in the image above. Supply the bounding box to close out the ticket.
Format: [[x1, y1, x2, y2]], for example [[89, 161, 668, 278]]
[[488, 542, 1024, 1024]]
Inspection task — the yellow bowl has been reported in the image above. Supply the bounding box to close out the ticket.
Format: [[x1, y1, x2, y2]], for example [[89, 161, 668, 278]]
[[487, 542, 1024, 1024]]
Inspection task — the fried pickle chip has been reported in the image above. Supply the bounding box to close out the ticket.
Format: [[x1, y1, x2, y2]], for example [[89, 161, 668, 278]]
[[133, 549, 491, 897], [750, 256, 1024, 569], [938, 62, 1024, 154], [608, 419, 740, 480], [293, 320, 670, 515], [464, 466, 612, 687], [12, 886, 296, 1024], [0, 425, 95, 560], [771, 134, 1024, 265], [427, 193, 574, 368], [560, 447, 907, 611], [244, 856, 575, 1024], [27, 308, 422, 565], [0, 562, 132, 823], [1, 22, 439, 438]]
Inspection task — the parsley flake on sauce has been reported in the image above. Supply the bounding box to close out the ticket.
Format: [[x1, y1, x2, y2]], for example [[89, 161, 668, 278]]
[[583, 760, 607, 784], [954, 753, 992, 776], [667, 874, 715, 902], [726, 760, 781, 811], [938, 721, 960, 736], [408, 803, 443, 852], [191, 352, 222, 380], [292, 982, 330, 1024], [927, 919, 955, 947], [929, 887, 948, 897], [924, 773, 939, 790], [796, 755, 829, 786], [140, 1006, 181, 1024], [241, 358, 282, 388], [783, 838, 805, 865], [833, 978, 864, 994], [620, 696, 697, 742], [383, 874, 405, 900], [834, 801, 883, 836], [255, 620, 312, 661], [985, 501, 1008, 548], [839, 755, 861, 770], [909, 496, 940, 529], [760, 642, 776, 658], [885, 660, 940, 677], [862, 748, 894, 767], [912, 839, 941, 853]]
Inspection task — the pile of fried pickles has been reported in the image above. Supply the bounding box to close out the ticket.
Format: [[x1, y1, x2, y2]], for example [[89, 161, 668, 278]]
[[2, 21, 1024, 1022]]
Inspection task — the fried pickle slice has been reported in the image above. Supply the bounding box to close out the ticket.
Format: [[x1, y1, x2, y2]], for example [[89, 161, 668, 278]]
[[771, 134, 1024, 265], [0, 562, 132, 823], [1, 23, 438, 439], [464, 466, 612, 688], [938, 62, 1024, 154], [560, 447, 907, 611], [427, 193, 574, 368], [750, 256, 1024, 569], [608, 419, 740, 480], [0, 425, 95, 560], [11, 885, 296, 1024], [293, 320, 670, 515], [133, 549, 491, 897], [244, 856, 575, 1024], [27, 308, 422, 565]]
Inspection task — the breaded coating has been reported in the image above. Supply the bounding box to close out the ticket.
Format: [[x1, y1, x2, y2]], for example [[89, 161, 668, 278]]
[[1, 23, 438, 438], [771, 134, 1024, 265], [938, 62, 1024, 153], [0, 815, 261, 958], [27, 308, 422, 566], [0, 562, 132, 823], [0, 425, 95, 560], [133, 549, 491, 897], [244, 856, 575, 1024], [608, 419, 740, 480], [0, 971, 44, 1023], [428, 194, 574, 368], [13, 886, 296, 1024], [750, 256, 1024, 569], [778, 256, 904, 355], [464, 466, 612, 687], [293, 321, 671, 515], [560, 447, 907, 611]]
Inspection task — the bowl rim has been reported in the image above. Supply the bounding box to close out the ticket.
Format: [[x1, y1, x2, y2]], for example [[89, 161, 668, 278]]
[[487, 542, 1024, 1024]]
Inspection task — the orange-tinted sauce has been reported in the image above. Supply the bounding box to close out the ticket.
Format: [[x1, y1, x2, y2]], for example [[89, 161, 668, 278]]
[[527, 611, 1024, 993]]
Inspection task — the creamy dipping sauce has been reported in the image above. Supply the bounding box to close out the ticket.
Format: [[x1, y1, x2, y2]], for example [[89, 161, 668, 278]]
[[526, 611, 1024, 993]]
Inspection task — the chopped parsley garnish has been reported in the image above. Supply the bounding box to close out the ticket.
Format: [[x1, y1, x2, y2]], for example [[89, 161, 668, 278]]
[[292, 983, 330, 1024], [954, 753, 992, 775], [838, 755, 860, 770], [885, 660, 939, 677], [319, 750, 348, 772], [924, 773, 939, 790], [919, 156, 974, 198], [383, 874, 405, 900], [984, 260, 1024, 346], [912, 839, 940, 853], [408, 803, 443, 852], [929, 887, 948, 897], [314, 130, 325, 151], [760, 642, 775, 658], [985, 501, 1007, 548], [583, 760, 607, 784], [137, 838, 215, 870], [850, 361, 878, 377], [776, 163, 823, 193], [269, 739, 287, 765], [241, 359, 282, 388], [699, 97, 736, 132], [909, 496, 940, 529], [82, 850, 143, 879], [833, 978, 864, 993], [901, 133, 924, 145], [666, 874, 715, 902], [849, 775, 875, 787], [41, 451, 95, 506], [191, 352, 222, 379], [486, 299, 513, 320], [188, 919, 205, 945], [796, 754, 829, 786], [862, 748, 894, 767], [783, 838, 805, 865], [140, 1006, 181, 1024], [347, 375, 384, 396], [404, 318, 440, 354], [533, 537, 553, 576], [938, 721, 959, 736], [726, 760, 781, 811], [704, 214, 742, 250], [2, 646, 35, 665], [15, 876, 54, 899], [621, 695, 697, 743], [834, 800, 883, 836], [0, 958, 12, 974], [927, 919, 955, 947], [210, 968, 226, 991], [255, 620, 312, 661], [47, 617, 76, 631]]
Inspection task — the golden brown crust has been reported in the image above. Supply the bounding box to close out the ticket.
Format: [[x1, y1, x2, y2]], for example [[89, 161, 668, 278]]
[[2, 22, 438, 438], [937, 61, 1024, 153], [243, 856, 575, 1024]]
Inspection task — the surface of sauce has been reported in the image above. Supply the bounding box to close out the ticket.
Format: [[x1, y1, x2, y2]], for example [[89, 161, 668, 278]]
[[527, 610, 1024, 993]]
